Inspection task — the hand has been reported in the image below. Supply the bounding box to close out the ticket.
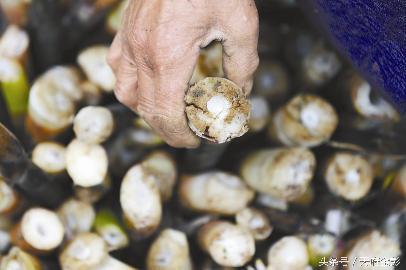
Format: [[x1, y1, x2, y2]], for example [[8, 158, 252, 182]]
[[108, 0, 259, 148]]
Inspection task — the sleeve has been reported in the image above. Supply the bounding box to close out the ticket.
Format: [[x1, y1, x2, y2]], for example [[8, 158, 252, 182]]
[[301, 0, 406, 114]]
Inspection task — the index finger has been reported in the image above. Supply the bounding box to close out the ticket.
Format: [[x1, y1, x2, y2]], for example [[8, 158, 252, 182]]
[[138, 34, 202, 148]]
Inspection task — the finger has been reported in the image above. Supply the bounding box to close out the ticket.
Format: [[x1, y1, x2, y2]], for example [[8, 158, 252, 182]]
[[113, 56, 139, 109], [147, 113, 201, 148], [107, 32, 123, 72], [137, 69, 201, 148], [136, 41, 201, 148], [222, 6, 259, 95]]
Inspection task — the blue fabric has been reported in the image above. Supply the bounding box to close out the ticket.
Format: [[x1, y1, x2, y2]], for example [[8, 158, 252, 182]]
[[305, 0, 406, 113]]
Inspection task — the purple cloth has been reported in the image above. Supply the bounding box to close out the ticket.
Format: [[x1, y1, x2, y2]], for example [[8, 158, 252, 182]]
[[302, 0, 406, 113]]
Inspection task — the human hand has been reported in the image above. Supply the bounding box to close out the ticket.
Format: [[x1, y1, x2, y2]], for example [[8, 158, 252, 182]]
[[108, 0, 259, 148]]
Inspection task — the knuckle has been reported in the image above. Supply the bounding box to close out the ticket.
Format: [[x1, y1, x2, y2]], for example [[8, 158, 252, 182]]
[[244, 18, 258, 35], [249, 53, 260, 73], [114, 84, 131, 106], [106, 54, 114, 67], [245, 2, 259, 28], [107, 51, 118, 69]]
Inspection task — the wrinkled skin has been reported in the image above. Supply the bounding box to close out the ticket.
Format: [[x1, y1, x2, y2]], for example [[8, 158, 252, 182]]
[[108, 0, 259, 148]]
